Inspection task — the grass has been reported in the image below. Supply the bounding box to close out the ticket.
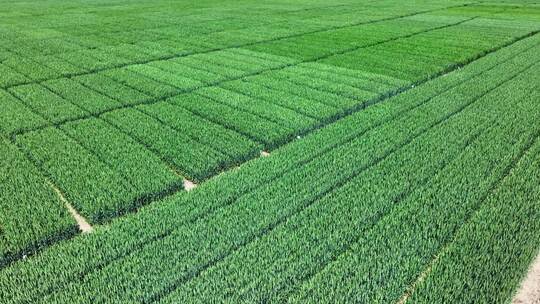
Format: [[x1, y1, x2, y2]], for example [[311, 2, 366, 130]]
[[0, 0, 539, 303]]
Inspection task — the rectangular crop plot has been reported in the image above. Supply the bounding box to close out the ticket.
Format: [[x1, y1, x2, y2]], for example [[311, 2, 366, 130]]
[[8, 84, 88, 124], [101, 108, 229, 182], [0, 90, 47, 136], [16, 127, 150, 224]]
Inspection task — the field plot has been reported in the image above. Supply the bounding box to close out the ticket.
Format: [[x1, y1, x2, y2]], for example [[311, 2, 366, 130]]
[[0, 0, 539, 303]]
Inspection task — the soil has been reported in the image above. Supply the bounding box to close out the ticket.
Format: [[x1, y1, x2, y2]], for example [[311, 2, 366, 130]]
[[513, 253, 540, 304], [183, 179, 197, 191], [49, 181, 93, 233]]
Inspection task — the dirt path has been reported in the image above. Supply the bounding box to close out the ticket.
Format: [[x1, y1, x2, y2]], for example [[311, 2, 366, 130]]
[[49, 181, 93, 233], [513, 252, 540, 304], [183, 179, 197, 191], [64, 202, 93, 233]]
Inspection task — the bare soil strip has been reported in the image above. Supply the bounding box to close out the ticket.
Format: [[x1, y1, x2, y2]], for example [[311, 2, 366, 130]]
[[48, 181, 93, 233], [513, 252, 540, 304], [183, 179, 197, 191]]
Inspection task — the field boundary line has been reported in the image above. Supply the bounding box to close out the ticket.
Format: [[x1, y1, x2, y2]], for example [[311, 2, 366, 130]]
[[3, 15, 503, 142], [12, 12, 521, 142], [6, 13, 475, 172]]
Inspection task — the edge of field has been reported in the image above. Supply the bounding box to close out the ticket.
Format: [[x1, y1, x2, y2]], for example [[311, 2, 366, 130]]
[[513, 251, 540, 304]]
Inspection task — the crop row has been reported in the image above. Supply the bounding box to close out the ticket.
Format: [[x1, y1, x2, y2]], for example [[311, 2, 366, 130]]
[[0, 31, 537, 303], [0, 2, 361, 57], [90, 16, 536, 147], [13, 99, 264, 224], [3, 36, 399, 136], [2, 19, 438, 137], [0, 90, 47, 136], [317, 18, 525, 82], [409, 129, 540, 303]]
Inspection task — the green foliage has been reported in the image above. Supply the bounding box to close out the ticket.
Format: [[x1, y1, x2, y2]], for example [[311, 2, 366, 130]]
[[8, 84, 88, 124], [15, 127, 141, 223], [0, 139, 76, 268], [138, 101, 263, 162], [0, 0, 539, 302], [101, 108, 228, 182], [60, 118, 183, 205], [409, 135, 540, 304], [42, 78, 122, 114], [0, 90, 46, 136], [168, 93, 293, 146]]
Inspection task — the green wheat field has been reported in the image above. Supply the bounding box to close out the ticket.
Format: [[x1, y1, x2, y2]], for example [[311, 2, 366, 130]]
[[1, 0, 539, 303]]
